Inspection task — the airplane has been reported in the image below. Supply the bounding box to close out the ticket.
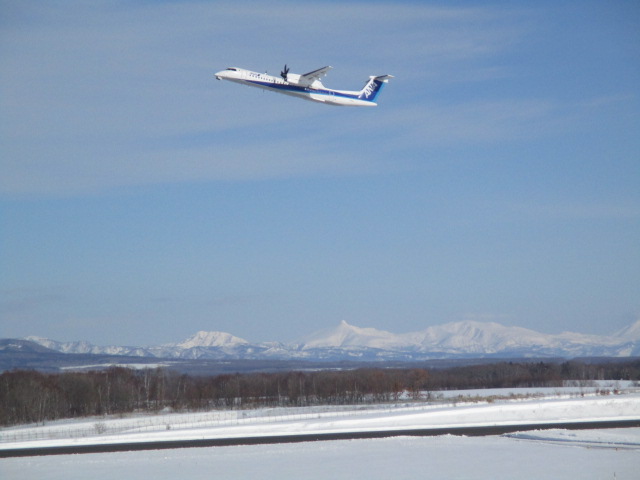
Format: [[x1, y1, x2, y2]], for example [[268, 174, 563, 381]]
[[215, 65, 393, 107]]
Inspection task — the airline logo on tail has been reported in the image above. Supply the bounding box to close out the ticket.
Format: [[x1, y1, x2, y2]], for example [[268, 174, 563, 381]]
[[359, 75, 394, 102]]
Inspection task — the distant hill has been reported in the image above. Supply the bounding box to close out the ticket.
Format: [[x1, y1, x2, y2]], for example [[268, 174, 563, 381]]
[[3, 319, 638, 372], [295, 320, 640, 358]]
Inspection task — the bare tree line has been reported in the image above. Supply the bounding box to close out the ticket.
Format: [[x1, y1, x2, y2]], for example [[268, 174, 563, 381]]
[[1, 360, 638, 427]]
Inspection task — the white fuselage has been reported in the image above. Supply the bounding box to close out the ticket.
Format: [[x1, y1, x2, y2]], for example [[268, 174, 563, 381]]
[[215, 68, 380, 107]]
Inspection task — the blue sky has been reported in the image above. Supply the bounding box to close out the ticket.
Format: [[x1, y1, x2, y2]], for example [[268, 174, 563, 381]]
[[1, 1, 639, 346]]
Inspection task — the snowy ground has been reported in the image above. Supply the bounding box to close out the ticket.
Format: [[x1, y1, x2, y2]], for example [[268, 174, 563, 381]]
[[2, 429, 640, 480], [2, 384, 640, 479]]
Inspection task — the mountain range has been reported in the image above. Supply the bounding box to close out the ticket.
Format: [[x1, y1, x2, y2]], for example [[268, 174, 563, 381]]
[[13, 319, 640, 363]]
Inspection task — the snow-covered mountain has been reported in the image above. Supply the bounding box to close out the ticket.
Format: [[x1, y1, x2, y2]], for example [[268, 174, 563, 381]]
[[614, 320, 640, 342], [173, 331, 249, 349], [24, 336, 153, 357], [20, 319, 640, 362], [299, 321, 410, 350], [150, 330, 272, 360], [297, 320, 637, 358]]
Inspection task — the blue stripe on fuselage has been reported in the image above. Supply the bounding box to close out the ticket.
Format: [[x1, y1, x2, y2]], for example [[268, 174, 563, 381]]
[[245, 79, 363, 101]]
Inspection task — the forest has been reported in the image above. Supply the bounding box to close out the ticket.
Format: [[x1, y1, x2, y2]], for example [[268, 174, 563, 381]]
[[1, 359, 639, 427]]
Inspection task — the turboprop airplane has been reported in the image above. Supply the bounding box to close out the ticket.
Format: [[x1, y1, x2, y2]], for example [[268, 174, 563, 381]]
[[215, 65, 393, 107]]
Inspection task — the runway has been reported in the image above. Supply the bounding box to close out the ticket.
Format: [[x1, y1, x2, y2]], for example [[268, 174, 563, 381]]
[[3, 419, 639, 458]]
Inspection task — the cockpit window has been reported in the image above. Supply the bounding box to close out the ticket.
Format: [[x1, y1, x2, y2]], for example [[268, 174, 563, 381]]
[[226, 68, 238, 71]]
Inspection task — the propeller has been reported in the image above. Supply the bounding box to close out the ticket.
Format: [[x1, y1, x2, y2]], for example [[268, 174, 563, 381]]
[[280, 64, 290, 82]]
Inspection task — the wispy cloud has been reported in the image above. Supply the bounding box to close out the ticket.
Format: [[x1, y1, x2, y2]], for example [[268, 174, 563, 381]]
[[460, 312, 512, 323], [0, 287, 66, 317], [509, 201, 640, 221], [384, 99, 559, 146]]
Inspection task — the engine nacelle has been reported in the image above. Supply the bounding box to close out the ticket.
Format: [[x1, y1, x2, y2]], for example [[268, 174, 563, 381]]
[[284, 73, 303, 85], [284, 74, 325, 89]]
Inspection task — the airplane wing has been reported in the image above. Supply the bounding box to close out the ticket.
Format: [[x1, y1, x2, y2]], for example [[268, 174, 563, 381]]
[[301, 66, 332, 83]]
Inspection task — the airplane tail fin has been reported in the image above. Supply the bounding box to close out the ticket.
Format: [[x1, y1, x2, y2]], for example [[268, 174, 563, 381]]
[[358, 75, 394, 103]]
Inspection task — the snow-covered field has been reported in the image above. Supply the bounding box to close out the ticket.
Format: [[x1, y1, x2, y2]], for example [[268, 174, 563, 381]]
[[2, 384, 640, 479], [3, 428, 640, 480]]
